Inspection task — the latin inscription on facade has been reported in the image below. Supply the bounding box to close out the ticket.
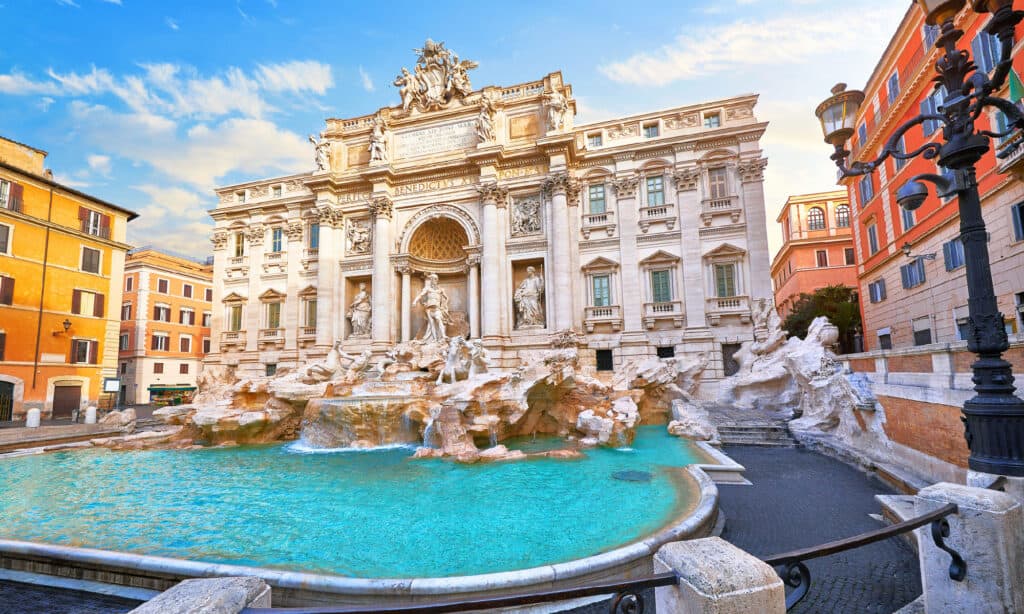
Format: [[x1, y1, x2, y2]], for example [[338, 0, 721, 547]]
[[394, 176, 474, 196], [395, 120, 476, 159]]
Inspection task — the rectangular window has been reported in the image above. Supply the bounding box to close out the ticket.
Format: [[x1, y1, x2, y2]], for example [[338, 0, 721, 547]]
[[205, 288, 213, 302], [921, 87, 947, 135], [588, 185, 606, 214], [120, 362, 127, 374], [266, 302, 281, 329], [0, 332, 4, 360], [82, 209, 104, 237], [153, 305, 170, 322], [703, 113, 721, 129], [237, 191, 246, 203], [0, 275, 13, 305], [858, 122, 867, 145], [587, 133, 602, 148], [867, 223, 879, 254], [71, 339, 96, 364], [858, 174, 874, 207], [595, 349, 614, 372], [180, 336, 192, 353], [202, 312, 212, 327], [646, 176, 665, 207], [119, 333, 129, 351], [900, 258, 927, 289], [591, 275, 610, 307], [887, 71, 900, 104], [151, 334, 169, 351], [943, 237, 965, 270], [1012, 201, 1024, 241], [309, 223, 320, 249], [125, 276, 134, 292], [924, 23, 940, 48], [708, 168, 729, 199], [650, 269, 672, 303], [878, 333, 893, 350], [228, 305, 243, 332], [845, 247, 856, 265], [643, 123, 659, 138], [0, 224, 9, 254], [816, 250, 828, 267], [868, 279, 887, 303], [202, 337, 211, 353], [656, 346, 675, 358], [266, 364, 277, 377], [157, 278, 169, 294], [81, 247, 101, 274], [179, 363, 190, 374], [0, 180, 9, 208], [71, 289, 104, 317], [153, 362, 164, 374], [272, 185, 282, 198], [234, 232, 245, 257], [714, 263, 737, 297], [894, 136, 908, 171], [182, 284, 193, 299], [179, 309, 195, 325], [272, 227, 283, 253], [121, 303, 131, 320], [901, 206, 916, 231], [304, 299, 318, 327], [972, 31, 1001, 74], [913, 316, 933, 346]]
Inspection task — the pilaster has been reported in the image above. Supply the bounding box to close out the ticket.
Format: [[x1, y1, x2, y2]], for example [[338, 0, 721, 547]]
[[541, 172, 578, 331], [611, 174, 643, 332], [672, 167, 709, 330], [477, 182, 507, 339], [244, 222, 265, 354]]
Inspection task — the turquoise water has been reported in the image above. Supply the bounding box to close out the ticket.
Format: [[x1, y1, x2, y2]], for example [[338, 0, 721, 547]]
[[0, 426, 702, 578]]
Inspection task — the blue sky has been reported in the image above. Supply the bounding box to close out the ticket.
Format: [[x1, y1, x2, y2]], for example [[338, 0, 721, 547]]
[[0, 0, 908, 257]]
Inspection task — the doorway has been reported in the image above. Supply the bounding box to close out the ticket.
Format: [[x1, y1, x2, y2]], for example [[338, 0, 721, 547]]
[[52, 385, 82, 420]]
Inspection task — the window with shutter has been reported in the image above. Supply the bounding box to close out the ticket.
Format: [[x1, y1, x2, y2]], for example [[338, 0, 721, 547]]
[[72, 289, 82, 314], [0, 275, 13, 305], [81, 247, 101, 274], [0, 224, 10, 254], [0, 332, 5, 360], [88, 340, 98, 364], [154, 362, 164, 374], [1013, 202, 1024, 241], [8, 183, 23, 211], [93, 293, 104, 318], [650, 270, 672, 303], [591, 275, 610, 307], [183, 284, 193, 299]]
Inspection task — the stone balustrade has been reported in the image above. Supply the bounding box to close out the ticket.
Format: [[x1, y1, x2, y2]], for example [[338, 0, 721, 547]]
[[643, 301, 685, 329], [581, 210, 615, 238], [700, 195, 741, 225], [638, 203, 676, 232], [584, 304, 623, 332], [220, 330, 246, 347]]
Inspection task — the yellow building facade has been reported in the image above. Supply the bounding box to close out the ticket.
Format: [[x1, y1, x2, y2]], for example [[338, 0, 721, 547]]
[[0, 136, 137, 420]]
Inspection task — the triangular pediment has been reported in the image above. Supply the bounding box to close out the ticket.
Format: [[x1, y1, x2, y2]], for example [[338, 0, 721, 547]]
[[638, 250, 680, 266], [703, 242, 746, 258], [259, 288, 286, 301], [581, 256, 619, 272], [222, 292, 247, 303], [297, 285, 318, 297]]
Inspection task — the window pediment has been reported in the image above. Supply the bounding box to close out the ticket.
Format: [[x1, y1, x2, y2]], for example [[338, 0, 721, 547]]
[[638, 250, 680, 267], [297, 285, 318, 298], [259, 288, 286, 302], [222, 292, 247, 304], [581, 256, 619, 273], [703, 243, 746, 259]]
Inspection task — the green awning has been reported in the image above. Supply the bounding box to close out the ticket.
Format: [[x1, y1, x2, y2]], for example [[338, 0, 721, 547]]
[[147, 386, 197, 391], [1010, 67, 1024, 103]]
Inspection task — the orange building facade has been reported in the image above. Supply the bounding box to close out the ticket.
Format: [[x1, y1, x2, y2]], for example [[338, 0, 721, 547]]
[[844, 5, 1024, 351], [770, 190, 857, 319], [118, 249, 213, 405], [0, 136, 137, 421]]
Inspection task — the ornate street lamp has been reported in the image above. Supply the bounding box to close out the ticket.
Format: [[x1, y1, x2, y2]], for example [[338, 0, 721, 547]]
[[816, 0, 1024, 476]]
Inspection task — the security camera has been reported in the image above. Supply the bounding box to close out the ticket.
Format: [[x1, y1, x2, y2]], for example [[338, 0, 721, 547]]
[[896, 180, 928, 211]]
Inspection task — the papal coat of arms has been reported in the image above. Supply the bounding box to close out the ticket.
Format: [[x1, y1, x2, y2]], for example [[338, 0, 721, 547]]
[[393, 39, 478, 112]]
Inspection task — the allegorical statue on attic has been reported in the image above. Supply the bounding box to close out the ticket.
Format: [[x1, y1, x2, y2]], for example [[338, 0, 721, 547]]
[[308, 134, 330, 171], [393, 39, 479, 112]]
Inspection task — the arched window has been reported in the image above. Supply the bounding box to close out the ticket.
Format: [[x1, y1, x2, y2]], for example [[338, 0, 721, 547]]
[[807, 207, 826, 231], [835, 204, 851, 228]]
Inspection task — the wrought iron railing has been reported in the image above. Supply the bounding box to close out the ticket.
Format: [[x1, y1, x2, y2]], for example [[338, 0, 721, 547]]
[[761, 502, 964, 610], [240, 571, 678, 614]]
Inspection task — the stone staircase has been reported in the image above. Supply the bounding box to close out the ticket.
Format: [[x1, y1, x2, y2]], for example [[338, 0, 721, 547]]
[[717, 423, 798, 447], [134, 417, 166, 431]]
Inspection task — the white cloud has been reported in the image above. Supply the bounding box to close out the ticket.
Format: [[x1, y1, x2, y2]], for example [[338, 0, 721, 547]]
[[56, 0, 79, 7], [600, 7, 904, 85], [102, 0, 122, 5], [165, 17, 179, 30], [256, 60, 334, 95], [127, 184, 214, 254], [87, 154, 112, 176], [38, 96, 55, 112], [0, 71, 62, 95], [358, 66, 374, 92]]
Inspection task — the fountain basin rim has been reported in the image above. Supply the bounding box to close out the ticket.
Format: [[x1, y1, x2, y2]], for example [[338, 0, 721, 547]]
[[0, 463, 720, 602]]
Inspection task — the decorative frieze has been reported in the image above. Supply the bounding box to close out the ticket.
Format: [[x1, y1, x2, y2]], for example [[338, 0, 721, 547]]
[[285, 221, 304, 241], [737, 158, 768, 183], [664, 113, 700, 129], [347, 218, 371, 255], [285, 179, 306, 192], [506, 237, 548, 254], [511, 194, 543, 237], [725, 105, 754, 120], [369, 196, 394, 220], [249, 185, 269, 198], [340, 257, 373, 272], [608, 123, 639, 139]]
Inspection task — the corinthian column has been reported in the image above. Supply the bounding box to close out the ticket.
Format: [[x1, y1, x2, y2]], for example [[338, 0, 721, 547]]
[[397, 261, 412, 342], [542, 172, 578, 331], [369, 196, 393, 344], [476, 182, 507, 340], [671, 168, 707, 329]]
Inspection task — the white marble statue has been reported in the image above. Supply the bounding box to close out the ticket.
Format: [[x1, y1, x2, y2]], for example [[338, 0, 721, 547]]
[[437, 336, 467, 385], [347, 220, 370, 254], [375, 347, 399, 376], [544, 90, 569, 132], [348, 283, 372, 337], [343, 349, 374, 381], [369, 117, 388, 163], [395, 39, 478, 111], [302, 339, 345, 383], [476, 94, 495, 143], [394, 67, 417, 112], [414, 273, 449, 343], [514, 266, 545, 328], [467, 338, 491, 377], [309, 134, 331, 171]]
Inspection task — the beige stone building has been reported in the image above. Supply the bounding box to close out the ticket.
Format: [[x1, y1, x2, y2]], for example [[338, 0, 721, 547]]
[[207, 44, 771, 385]]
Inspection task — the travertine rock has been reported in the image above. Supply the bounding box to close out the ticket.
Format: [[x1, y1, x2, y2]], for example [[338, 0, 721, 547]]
[[99, 408, 136, 432], [667, 398, 719, 443]]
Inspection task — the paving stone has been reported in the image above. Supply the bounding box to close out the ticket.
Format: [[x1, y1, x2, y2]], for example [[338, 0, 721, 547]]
[[0, 580, 141, 614]]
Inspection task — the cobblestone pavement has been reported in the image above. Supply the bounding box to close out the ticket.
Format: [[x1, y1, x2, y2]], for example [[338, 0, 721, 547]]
[[0, 580, 141, 614], [718, 445, 921, 614]]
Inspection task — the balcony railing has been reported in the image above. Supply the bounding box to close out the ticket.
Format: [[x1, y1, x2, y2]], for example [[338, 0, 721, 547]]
[[264, 252, 285, 262], [708, 295, 749, 311], [581, 210, 615, 239], [303, 248, 319, 259], [228, 256, 246, 266], [80, 220, 111, 239], [584, 304, 622, 332], [997, 137, 1024, 178], [220, 330, 246, 346], [259, 328, 283, 340], [700, 196, 741, 225], [643, 301, 685, 329], [299, 326, 317, 338], [638, 203, 676, 232]]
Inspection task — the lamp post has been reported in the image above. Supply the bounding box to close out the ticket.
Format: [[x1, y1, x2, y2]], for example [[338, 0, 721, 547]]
[[815, 0, 1024, 475]]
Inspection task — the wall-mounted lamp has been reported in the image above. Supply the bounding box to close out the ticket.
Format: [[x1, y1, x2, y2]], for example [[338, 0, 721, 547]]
[[53, 318, 72, 336], [902, 242, 937, 261]]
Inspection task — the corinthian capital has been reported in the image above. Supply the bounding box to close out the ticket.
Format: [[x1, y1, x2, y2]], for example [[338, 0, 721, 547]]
[[211, 230, 229, 250], [369, 196, 394, 220], [610, 175, 640, 199], [541, 172, 579, 199], [737, 158, 768, 183], [670, 167, 701, 191], [476, 181, 509, 207]]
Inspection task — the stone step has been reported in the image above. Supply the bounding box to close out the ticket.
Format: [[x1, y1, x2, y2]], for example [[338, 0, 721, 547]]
[[875, 494, 920, 552], [718, 423, 799, 447], [718, 426, 790, 435]]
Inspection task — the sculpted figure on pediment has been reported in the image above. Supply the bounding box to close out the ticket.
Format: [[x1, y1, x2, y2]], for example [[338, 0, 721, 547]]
[[393, 39, 479, 112], [544, 90, 569, 132], [476, 93, 496, 143], [369, 117, 389, 163], [309, 134, 331, 171]]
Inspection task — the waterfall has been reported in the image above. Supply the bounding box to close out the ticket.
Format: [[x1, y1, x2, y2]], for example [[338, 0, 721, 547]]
[[422, 418, 436, 448]]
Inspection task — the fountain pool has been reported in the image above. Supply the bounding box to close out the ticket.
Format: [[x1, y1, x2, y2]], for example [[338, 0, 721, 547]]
[[0, 426, 707, 579]]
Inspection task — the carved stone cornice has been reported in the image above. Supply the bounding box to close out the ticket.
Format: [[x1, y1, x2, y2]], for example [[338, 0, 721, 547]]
[[476, 182, 509, 208], [285, 221, 304, 241], [737, 158, 768, 183], [211, 230, 229, 250], [245, 224, 265, 245], [610, 175, 640, 200], [670, 168, 701, 191], [369, 196, 394, 220]]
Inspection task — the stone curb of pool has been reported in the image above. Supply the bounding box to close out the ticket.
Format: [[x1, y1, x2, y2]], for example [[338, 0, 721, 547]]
[[0, 441, 739, 601]]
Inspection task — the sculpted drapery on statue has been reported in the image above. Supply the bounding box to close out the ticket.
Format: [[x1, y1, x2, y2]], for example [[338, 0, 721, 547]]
[[393, 39, 479, 112], [348, 282, 372, 337], [369, 117, 389, 163], [514, 266, 545, 329], [308, 134, 331, 171], [476, 93, 496, 143], [414, 272, 450, 343]]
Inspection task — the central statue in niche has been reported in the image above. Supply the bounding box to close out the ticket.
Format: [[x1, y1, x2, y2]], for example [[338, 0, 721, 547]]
[[414, 272, 450, 343], [514, 266, 545, 329]]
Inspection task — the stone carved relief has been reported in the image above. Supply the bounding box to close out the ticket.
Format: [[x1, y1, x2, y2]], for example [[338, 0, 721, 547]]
[[245, 224, 265, 246], [347, 218, 371, 255], [249, 185, 268, 198], [211, 231, 229, 250], [608, 123, 640, 139], [309, 134, 331, 171], [737, 158, 768, 183], [510, 194, 542, 237], [369, 196, 394, 220], [610, 176, 639, 200], [285, 179, 306, 192], [664, 113, 700, 130], [514, 266, 545, 329], [347, 283, 372, 337], [316, 205, 343, 228], [369, 117, 389, 163], [476, 93, 496, 143], [725, 105, 754, 120], [393, 39, 478, 112], [285, 221, 304, 241], [218, 193, 234, 204], [544, 90, 570, 132], [670, 168, 701, 191]]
